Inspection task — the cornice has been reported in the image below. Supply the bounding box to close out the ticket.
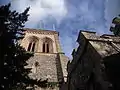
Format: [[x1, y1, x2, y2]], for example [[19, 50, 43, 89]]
[[24, 28, 59, 35]]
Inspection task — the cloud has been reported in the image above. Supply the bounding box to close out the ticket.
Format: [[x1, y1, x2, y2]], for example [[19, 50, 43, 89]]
[[3, 0, 120, 58], [56, 0, 120, 58], [65, 0, 107, 33], [56, 0, 108, 58], [11, 0, 67, 28], [105, 0, 120, 31]]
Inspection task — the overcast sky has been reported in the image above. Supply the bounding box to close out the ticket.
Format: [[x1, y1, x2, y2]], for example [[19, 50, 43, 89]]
[[0, 0, 120, 59]]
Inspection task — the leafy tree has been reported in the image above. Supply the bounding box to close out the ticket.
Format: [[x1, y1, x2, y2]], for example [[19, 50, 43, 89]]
[[110, 15, 120, 36], [0, 3, 48, 90]]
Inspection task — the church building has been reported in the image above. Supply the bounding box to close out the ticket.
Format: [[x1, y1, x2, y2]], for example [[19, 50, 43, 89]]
[[67, 30, 120, 90], [20, 28, 69, 90]]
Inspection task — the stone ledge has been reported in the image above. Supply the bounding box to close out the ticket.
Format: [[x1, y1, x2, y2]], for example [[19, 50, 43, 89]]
[[24, 28, 59, 35]]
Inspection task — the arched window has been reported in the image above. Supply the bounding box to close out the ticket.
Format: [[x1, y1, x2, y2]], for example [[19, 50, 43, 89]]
[[27, 42, 32, 51], [27, 36, 39, 52], [27, 42, 36, 52], [42, 42, 49, 53], [42, 37, 53, 53]]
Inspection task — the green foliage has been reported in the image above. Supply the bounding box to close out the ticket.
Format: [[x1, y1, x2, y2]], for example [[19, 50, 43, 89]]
[[0, 3, 48, 89], [110, 16, 120, 36], [0, 3, 31, 89]]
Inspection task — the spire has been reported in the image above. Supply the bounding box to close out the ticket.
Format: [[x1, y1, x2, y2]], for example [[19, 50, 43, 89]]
[[39, 20, 45, 29], [52, 24, 56, 31]]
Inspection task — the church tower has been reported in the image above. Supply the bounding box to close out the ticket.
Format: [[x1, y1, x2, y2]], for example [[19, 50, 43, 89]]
[[20, 28, 69, 90]]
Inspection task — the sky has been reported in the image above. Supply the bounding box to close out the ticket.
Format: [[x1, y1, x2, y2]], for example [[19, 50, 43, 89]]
[[0, 0, 120, 59]]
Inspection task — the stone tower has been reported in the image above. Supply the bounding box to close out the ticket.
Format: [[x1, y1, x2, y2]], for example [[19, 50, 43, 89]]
[[20, 28, 69, 90]]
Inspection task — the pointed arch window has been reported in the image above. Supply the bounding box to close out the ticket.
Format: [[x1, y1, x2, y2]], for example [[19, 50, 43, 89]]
[[27, 36, 39, 52], [27, 42, 32, 51], [43, 42, 49, 53], [27, 42, 36, 52], [42, 37, 53, 53]]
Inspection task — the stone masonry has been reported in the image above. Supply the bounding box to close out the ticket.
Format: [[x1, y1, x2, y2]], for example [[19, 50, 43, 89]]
[[20, 28, 69, 90], [67, 30, 120, 90]]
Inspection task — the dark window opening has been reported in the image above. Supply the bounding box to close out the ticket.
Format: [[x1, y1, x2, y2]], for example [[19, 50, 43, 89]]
[[43, 43, 45, 52], [32, 43, 35, 52], [43, 43, 49, 53], [47, 43, 49, 53], [27, 42, 32, 51]]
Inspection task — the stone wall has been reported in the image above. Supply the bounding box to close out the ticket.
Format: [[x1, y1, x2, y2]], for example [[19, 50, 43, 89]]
[[25, 53, 68, 90], [21, 29, 58, 53], [26, 54, 58, 82], [67, 30, 120, 90], [21, 29, 69, 90]]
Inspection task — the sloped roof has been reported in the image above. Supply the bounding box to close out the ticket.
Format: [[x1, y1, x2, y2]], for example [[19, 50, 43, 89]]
[[81, 30, 120, 58]]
